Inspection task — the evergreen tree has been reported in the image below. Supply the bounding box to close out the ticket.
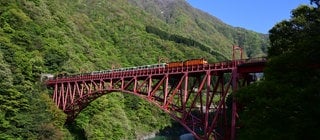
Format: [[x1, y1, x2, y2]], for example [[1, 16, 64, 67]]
[[237, 3, 320, 140]]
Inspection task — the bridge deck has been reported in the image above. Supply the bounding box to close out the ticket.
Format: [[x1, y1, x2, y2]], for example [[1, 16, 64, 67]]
[[46, 58, 267, 85]]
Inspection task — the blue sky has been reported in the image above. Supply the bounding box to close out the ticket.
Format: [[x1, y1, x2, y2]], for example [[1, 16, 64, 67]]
[[186, 0, 310, 33]]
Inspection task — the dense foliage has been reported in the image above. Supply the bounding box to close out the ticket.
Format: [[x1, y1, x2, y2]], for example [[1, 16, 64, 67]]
[[236, 3, 320, 140], [0, 0, 268, 139], [145, 25, 228, 60], [129, 0, 269, 58]]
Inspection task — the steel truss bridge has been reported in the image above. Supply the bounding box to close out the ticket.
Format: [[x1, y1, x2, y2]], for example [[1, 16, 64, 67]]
[[45, 57, 266, 140]]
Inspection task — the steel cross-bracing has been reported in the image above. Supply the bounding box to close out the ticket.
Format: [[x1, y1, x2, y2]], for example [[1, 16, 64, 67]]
[[46, 58, 266, 140]]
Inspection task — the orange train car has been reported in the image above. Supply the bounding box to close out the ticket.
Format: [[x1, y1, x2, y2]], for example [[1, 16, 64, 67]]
[[183, 58, 208, 66], [166, 61, 184, 68]]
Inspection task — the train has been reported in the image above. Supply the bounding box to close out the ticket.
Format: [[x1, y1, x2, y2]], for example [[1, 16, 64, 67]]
[[96, 58, 208, 73], [166, 58, 208, 68], [52, 58, 208, 79]]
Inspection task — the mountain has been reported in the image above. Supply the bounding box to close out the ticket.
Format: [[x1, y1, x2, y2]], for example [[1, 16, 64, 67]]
[[128, 0, 269, 58], [0, 0, 269, 139]]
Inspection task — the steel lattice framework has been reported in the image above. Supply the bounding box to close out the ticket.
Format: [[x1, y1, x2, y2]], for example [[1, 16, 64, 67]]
[[46, 58, 266, 140]]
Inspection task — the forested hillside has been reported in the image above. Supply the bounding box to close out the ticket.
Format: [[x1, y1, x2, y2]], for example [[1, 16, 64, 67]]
[[236, 2, 320, 140], [129, 0, 269, 58], [0, 0, 269, 139]]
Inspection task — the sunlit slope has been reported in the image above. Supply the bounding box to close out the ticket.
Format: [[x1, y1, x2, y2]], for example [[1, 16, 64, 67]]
[[129, 0, 269, 58]]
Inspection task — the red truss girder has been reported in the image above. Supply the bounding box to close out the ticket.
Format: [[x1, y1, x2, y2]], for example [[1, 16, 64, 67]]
[[47, 58, 266, 140]]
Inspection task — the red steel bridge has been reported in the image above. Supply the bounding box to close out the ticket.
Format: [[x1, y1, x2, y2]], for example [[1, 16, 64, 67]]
[[45, 56, 266, 140]]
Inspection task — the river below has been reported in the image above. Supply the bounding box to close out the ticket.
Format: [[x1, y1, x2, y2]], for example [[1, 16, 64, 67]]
[[145, 122, 195, 140]]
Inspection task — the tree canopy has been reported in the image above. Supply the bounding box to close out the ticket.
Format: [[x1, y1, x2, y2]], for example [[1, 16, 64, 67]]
[[236, 3, 320, 140]]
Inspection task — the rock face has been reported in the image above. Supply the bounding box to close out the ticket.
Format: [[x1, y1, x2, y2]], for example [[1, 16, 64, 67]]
[[140, 132, 156, 140]]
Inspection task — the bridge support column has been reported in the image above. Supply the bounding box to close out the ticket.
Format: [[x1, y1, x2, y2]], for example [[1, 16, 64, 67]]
[[163, 74, 169, 108], [53, 83, 58, 105], [231, 68, 238, 140], [204, 71, 211, 138], [147, 76, 152, 99], [182, 73, 188, 120]]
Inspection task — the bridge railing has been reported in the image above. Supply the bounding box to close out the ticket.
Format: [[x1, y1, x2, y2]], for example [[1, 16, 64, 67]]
[[46, 57, 267, 84]]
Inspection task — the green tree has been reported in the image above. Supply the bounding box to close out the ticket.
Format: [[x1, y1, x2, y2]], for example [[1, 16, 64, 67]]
[[0, 52, 31, 139], [237, 4, 320, 140]]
